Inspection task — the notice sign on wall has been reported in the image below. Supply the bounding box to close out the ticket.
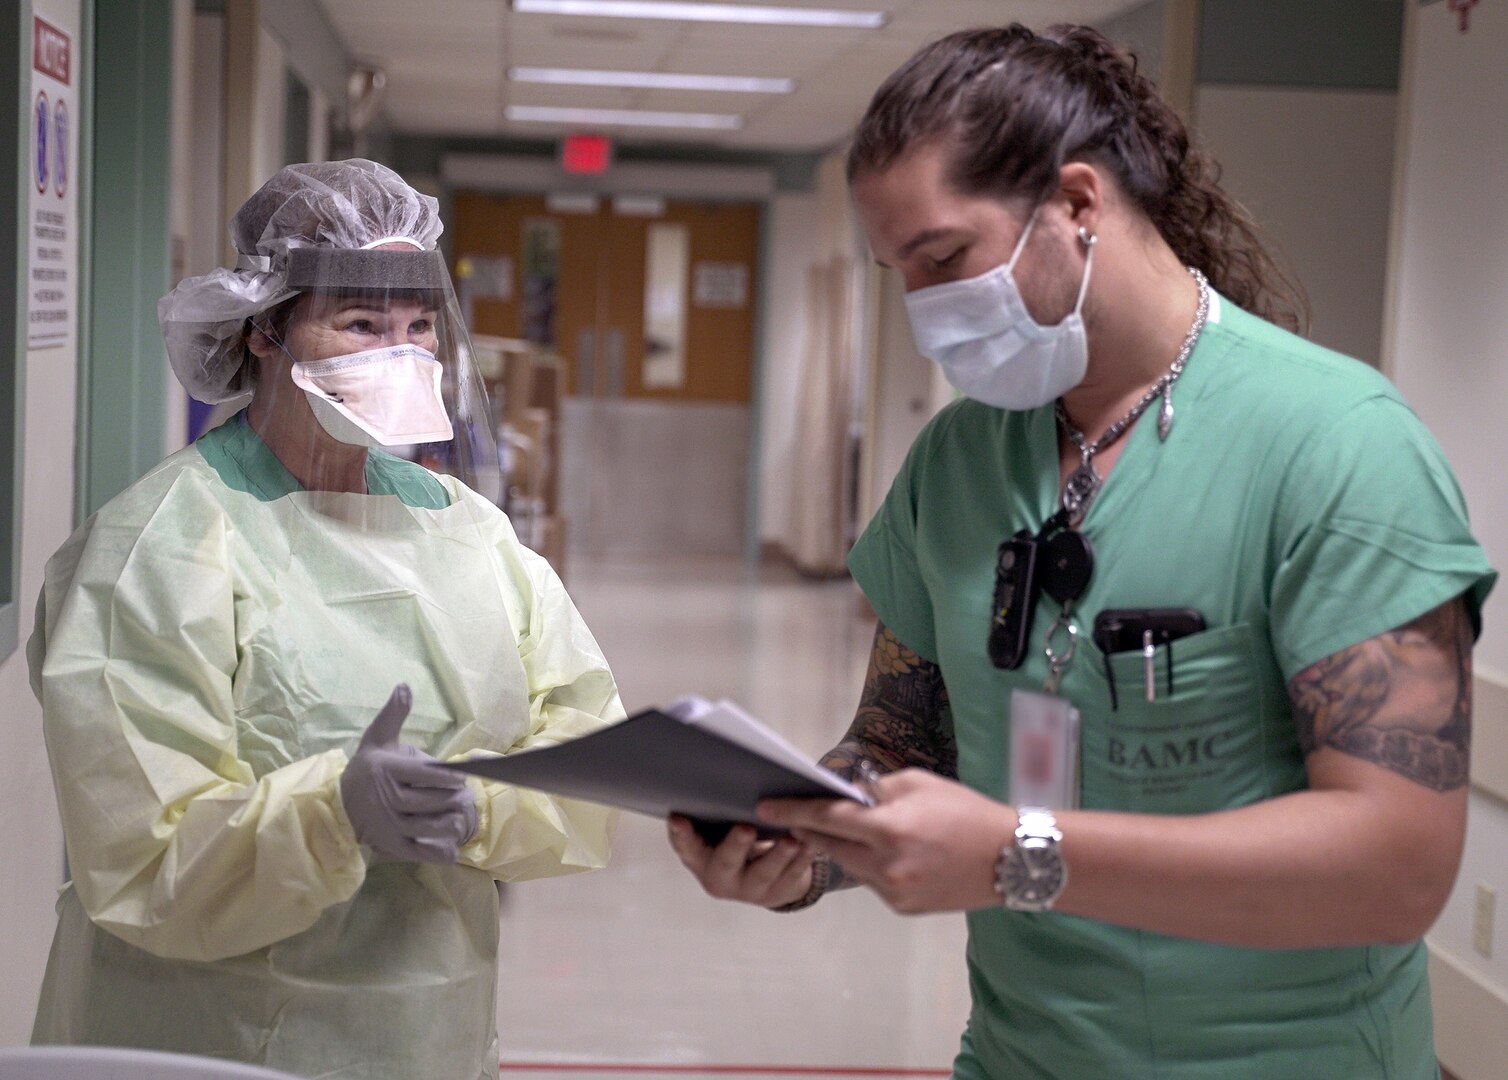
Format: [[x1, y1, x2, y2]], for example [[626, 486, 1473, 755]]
[[464, 255, 515, 302], [693, 262, 749, 309], [29, 13, 77, 351]]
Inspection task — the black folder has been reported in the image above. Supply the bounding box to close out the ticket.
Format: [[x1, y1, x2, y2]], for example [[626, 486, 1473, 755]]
[[442, 702, 869, 843]]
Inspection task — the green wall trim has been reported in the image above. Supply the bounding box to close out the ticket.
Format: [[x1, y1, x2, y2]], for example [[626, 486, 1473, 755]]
[[81, 0, 174, 518], [72, 0, 94, 528], [1198, 0, 1405, 90], [0, 0, 30, 661]]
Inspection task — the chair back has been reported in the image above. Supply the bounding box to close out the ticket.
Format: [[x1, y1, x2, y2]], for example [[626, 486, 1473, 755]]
[[0, 1047, 300, 1079]]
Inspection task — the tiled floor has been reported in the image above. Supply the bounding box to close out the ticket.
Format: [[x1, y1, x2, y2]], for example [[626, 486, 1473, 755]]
[[493, 555, 971, 1079]]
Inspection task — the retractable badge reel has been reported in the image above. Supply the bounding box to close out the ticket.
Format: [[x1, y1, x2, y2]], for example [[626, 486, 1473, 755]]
[[993, 511, 1094, 810]]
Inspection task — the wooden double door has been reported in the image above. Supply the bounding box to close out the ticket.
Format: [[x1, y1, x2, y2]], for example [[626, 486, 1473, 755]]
[[451, 192, 762, 557], [452, 192, 759, 404]]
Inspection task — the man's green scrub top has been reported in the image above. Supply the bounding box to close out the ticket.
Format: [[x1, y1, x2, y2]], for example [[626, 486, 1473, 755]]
[[849, 298, 1496, 1080]]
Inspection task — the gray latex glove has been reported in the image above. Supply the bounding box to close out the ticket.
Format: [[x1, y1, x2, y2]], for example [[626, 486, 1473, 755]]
[[340, 684, 480, 864]]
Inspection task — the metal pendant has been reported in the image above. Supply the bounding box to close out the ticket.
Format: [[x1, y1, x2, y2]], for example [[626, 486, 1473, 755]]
[[1061, 462, 1101, 519], [1157, 389, 1175, 442]]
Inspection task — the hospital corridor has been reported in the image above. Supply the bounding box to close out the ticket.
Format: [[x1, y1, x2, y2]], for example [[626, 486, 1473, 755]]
[[2, 2, 1507, 1079], [494, 554, 970, 1077]]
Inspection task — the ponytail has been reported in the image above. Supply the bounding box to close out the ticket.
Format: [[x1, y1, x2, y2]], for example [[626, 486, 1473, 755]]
[[848, 24, 1310, 334]]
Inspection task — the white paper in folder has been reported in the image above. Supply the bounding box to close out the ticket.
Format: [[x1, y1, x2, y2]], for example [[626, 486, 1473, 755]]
[[442, 694, 872, 841], [660, 695, 872, 804]]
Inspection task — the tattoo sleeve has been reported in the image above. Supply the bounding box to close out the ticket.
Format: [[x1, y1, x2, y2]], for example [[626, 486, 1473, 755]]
[[1288, 597, 1473, 792], [817, 622, 957, 891]]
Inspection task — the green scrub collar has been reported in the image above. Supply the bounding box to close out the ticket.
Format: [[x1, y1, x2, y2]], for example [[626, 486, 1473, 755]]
[[196, 411, 452, 509]]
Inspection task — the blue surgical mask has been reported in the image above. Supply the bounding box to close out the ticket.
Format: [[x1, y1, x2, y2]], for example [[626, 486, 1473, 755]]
[[904, 210, 1095, 411]]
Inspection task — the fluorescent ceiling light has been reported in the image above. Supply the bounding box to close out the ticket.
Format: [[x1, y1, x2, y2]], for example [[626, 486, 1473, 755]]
[[512, 1, 887, 29], [505, 104, 744, 130], [510, 66, 795, 94]]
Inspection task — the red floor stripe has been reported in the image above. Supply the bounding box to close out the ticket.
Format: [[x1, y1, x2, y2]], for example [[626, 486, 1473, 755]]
[[499, 1064, 949, 1077]]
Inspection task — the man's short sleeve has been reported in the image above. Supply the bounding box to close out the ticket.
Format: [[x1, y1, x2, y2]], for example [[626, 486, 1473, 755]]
[[848, 428, 941, 663], [1269, 394, 1496, 682]]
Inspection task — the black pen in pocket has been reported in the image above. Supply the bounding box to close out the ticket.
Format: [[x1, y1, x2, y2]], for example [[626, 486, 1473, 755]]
[[1091, 608, 1206, 710]]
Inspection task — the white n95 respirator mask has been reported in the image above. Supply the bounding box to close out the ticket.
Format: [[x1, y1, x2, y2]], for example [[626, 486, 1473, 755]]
[[291, 343, 455, 448], [904, 210, 1095, 411]]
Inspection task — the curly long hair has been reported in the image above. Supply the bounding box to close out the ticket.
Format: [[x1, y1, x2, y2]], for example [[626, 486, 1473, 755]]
[[847, 24, 1310, 334]]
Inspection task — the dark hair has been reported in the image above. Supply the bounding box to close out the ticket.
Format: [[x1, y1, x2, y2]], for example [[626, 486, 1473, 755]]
[[848, 24, 1310, 333], [252, 295, 302, 342]]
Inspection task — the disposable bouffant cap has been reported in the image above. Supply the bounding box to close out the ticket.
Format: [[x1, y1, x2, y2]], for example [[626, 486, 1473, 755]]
[[158, 159, 447, 403]]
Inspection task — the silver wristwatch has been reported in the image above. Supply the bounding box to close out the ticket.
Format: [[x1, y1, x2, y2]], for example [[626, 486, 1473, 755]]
[[996, 807, 1066, 912]]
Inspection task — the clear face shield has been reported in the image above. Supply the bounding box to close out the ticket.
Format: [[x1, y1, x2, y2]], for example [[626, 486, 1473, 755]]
[[247, 244, 502, 504]]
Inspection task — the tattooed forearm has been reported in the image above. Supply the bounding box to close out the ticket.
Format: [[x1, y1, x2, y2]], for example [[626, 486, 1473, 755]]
[[822, 622, 957, 781], [813, 623, 958, 893], [1289, 597, 1473, 791]]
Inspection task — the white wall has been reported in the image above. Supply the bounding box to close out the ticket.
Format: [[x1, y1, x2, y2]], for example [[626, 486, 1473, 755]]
[[0, 301, 76, 1047], [1434, 791, 1508, 975], [857, 268, 935, 530], [756, 192, 821, 545], [188, 12, 225, 276], [1385, 4, 1508, 675], [260, 0, 350, 113], [1195, 85, 1397, 364], [163, 0, 195, 454], [0, 0, 78, 1041], [259, 0, 345, 169], [1385, 5, 1508, 1076], [1094, 0, 1165, 79], [169, 0, 193, 275], [308, 87, 330, 163], [251, 27, 286, 189]]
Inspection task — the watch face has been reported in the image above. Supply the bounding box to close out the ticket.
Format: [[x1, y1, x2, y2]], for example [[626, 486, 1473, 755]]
[[1005, 836, 1064, 905]]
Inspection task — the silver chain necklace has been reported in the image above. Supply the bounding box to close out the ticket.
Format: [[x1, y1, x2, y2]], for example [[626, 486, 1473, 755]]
[[1055, 266, 1210, 521]]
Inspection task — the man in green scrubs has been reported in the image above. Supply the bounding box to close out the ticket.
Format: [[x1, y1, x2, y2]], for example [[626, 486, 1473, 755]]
[[669, 24, 1495, 1080]]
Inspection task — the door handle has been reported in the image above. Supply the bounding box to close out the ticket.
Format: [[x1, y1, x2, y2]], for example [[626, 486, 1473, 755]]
[[606, 329, 625, 399], [578, 328, 596, 397]]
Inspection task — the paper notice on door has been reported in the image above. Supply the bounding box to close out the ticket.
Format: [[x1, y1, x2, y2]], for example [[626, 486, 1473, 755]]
[[693, 262, 748, 309]]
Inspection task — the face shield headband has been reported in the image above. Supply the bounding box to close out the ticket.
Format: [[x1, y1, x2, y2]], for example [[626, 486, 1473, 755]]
[[237, 247, 451, 293]]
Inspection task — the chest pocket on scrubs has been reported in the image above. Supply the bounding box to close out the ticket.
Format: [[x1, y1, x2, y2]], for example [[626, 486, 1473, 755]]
[[1078, 622, 1294, 815]]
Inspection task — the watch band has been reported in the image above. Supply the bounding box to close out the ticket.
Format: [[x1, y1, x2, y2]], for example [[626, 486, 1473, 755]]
[[997, 806, 1067, 912]]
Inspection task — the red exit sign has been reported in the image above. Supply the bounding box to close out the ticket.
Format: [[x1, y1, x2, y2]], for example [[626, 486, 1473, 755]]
[[561, 134, 613, 175]]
